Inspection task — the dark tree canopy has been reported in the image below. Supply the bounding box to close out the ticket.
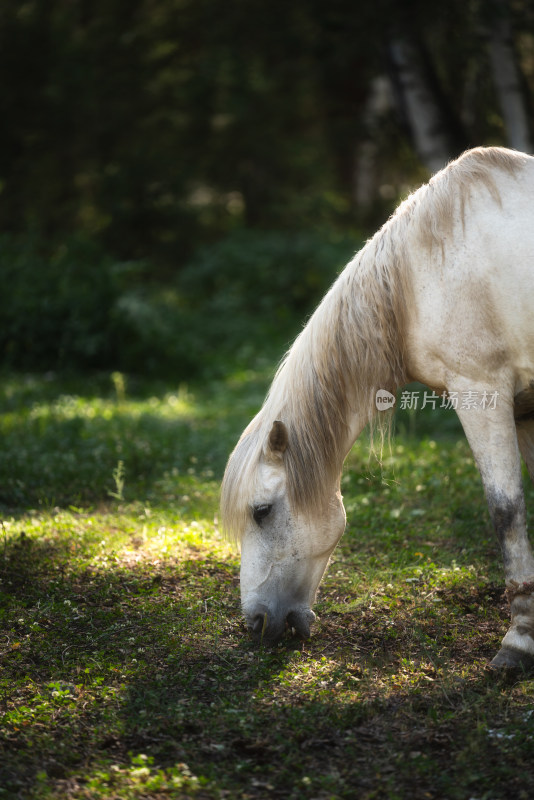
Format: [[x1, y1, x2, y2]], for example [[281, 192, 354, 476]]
[[0, 0, 532, 375], [1, 0, 532, 262]]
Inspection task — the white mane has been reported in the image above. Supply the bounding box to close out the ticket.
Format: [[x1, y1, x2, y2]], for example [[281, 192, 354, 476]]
[[221, 146, 526, 540]]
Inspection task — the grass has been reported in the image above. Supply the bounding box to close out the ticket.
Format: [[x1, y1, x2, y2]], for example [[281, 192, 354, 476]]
[[2, 370, 534, 799]]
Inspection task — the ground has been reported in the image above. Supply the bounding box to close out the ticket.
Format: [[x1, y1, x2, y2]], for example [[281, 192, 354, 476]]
[[1, 371, 534, 799]]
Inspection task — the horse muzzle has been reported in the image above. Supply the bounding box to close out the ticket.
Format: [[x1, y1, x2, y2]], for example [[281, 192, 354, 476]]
[[245, 602, 316, 643]]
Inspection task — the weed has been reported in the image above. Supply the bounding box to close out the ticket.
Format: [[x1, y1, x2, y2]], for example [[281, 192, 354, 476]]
[[108, 460, 126, 503], [111, 371, 127, 405]]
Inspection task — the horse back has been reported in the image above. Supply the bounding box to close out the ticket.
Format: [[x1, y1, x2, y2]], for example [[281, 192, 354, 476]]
[[405, 156, 534, 394]]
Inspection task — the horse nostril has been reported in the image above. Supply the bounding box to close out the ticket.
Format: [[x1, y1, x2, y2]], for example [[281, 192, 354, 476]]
[[286, 608, 316, 639], [252, 612, 268, 635]]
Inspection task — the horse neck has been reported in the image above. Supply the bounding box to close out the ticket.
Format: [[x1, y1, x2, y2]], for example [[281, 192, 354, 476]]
[[293, 257, 401, 454]]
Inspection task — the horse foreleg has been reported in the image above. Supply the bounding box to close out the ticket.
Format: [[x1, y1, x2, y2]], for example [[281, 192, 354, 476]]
[[456, 403, 534, 670]]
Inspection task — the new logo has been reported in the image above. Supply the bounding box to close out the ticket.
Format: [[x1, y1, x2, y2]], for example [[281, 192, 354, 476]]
[[375, 389, 396, 411]]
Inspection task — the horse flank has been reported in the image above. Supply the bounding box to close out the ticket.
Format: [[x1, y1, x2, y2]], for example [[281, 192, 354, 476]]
[[220, 146, 527, 541]]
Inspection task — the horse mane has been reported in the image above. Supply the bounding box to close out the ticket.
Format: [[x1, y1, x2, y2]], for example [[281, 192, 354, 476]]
[[409, 145, 527, 252], [221, 146, 528, 541]]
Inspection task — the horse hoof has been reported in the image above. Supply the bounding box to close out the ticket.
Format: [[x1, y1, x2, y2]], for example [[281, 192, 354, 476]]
[[489, 646, 534, 672]]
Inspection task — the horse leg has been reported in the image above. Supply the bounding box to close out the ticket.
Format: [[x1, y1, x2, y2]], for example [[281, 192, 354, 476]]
[[456, 402, 534, 669]]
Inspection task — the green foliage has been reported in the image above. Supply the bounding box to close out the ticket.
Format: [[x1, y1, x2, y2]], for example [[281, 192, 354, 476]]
[[181, 229, 357, 316], [1, 0, 533, 388], [0, 234, 154, 372], [177, 228, 360, 375], [0, 230, 359, 379], [0, 235, 120, 368], [2, 0, 531, 261], [0, 0, 363, 255]]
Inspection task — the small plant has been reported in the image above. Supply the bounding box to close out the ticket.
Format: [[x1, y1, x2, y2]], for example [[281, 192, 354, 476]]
[[108, 459, 126, 502], [111, 371, 127, 404]]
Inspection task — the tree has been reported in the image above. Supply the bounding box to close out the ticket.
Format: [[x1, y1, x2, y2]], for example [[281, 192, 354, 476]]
[[486, 0, 532, 152], [0, 0, 532, 266]]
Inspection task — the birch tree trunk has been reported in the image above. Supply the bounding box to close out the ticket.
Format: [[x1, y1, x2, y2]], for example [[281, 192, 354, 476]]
[[487, 1, 532, 153], [388, 39, 453, 173], [354, 76, 392, 207]]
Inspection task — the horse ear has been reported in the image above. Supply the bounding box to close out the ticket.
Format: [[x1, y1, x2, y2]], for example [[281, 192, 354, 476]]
[[266, 420, 288, 458]]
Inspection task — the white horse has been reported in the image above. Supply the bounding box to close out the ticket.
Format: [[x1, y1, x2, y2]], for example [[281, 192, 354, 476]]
[[221, 146, 534, 669]]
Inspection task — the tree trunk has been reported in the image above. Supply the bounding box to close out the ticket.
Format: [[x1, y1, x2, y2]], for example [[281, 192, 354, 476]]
[[354, 76, 392, 207], [487, 1, 532, 153], [388, 38, 454, 174]]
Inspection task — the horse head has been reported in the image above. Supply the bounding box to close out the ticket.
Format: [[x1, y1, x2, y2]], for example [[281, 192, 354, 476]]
[[238, 420, 346, 643]]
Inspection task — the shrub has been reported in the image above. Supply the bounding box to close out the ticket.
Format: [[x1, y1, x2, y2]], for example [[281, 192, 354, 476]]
[[0, 235, 133, 370], [0, 229, 361, 378], [177, 229, 360, 375]]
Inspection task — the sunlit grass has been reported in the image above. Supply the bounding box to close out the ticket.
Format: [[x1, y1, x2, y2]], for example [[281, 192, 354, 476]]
[[2, 371, 534, 798]]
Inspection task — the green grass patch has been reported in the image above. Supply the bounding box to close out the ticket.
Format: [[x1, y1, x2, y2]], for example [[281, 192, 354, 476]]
[[1, 371, 534, 799]]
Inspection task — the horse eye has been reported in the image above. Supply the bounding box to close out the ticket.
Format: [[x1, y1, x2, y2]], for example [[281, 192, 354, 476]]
[[253, 504, 273, 525]]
